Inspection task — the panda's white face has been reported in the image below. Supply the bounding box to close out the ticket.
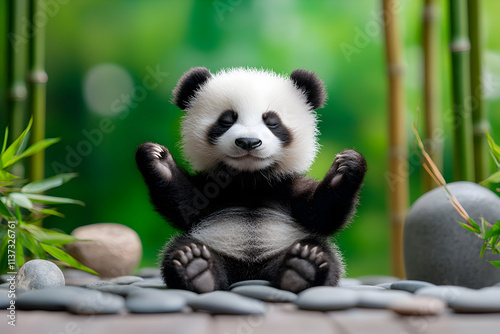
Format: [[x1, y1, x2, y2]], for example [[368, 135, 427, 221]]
[[180, 68, 320, 176]]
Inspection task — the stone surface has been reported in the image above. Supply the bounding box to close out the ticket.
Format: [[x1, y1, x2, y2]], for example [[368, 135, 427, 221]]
[[357, 290, 413, 308], [228, 280, 272, 289], [231, 285, 297, 302], [389, 296, 447, 316], [415, 285, 471, 303], [130, 278, 167, 289], [17, 286, 100, 311], [188, 291, 267, 315], [110, 275, 144, 285], [67, 292, 125, 315], [448, 288, 500, 313], [65, 223, 142, 277], [15, 260, 65, 291], [376, 283, 393, 289], [357, 275, 400, 286], [338, 278, 362, 287], [126, 289, 187, 313], [390, 280, 436, 293], [294, 287, 359, 311], [0, 289, 13, 309], [136, 267, 161, 278], [90, 284, 142, 296], [405, 181, 500, 288], [81, 281, 114, 289], [345, 285, 386, 291]]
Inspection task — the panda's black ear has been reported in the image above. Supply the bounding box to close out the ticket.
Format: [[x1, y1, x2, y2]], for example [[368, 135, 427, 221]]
[[290, 69, 327, 109], [172, 67, 212, 110]]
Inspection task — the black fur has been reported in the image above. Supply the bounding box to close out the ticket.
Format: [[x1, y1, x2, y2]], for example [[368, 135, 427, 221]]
[[208, 110, 238, 144], [263, 111, 292, 145], [136, 143, 367, 292], [290, 69, 327, 109], [172, 67, 212, 110]]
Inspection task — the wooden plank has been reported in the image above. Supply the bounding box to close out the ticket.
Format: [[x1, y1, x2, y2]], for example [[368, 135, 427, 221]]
[[405, 313, 500, 334], [328, 309, 412, 334]]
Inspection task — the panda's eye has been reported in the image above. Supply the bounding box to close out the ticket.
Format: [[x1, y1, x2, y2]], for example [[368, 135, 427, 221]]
[[218, 110, 237, 127], [263, 112, 280, 129]]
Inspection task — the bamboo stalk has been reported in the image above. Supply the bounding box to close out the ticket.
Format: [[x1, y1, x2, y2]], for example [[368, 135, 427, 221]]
[[6, 0, 28, 151], [449, 0, 475, 181], [27, 0, 48, 183], [383, 0, 408, 279], [422, 0, 442, 192], [468, 0, 490, 182]]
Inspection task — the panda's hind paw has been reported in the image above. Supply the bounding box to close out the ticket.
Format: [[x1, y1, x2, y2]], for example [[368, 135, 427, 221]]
[[172, 243, 215, 293]]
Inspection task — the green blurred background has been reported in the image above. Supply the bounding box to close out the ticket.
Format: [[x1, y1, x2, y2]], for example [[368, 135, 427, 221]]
[[1, 0, 500, 277]]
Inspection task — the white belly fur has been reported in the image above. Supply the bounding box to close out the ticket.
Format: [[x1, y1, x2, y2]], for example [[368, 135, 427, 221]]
[[189, 207, 310, 262]]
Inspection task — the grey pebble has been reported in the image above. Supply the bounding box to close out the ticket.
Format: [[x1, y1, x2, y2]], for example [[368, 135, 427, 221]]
[[0, 274, 13, 284], [81, 281, 115, 289], [338, 278, 362, 287], [90, 284, 142, 297], [391, 280, 436, 293], [448, 288, 500, 313], [357, 275, 400, 286], [231, 285, 297, 302], [415, 285, 470, 303], [15, 260, 65, 291], [376, 283, 394, 289], [63, 269, 99, 279], [357, 290, 413, 308], [294, 287, 359, 311], [68, 292, 125, 315], [0, 289, 14, 308], [345, 285, 386, 291], [126, 289, 187, 313], [17, 286, 100, 311], [389, 296, 447, 316], [228, 280, 272, 289], [110, 275, 144, 285], [188, 291, 267, 315], [136, 267, 162, 278], [130, 277, 167, 289]]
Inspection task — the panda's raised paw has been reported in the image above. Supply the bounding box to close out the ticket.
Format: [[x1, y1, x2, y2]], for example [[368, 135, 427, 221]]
[[329, 149, 367, 187], [172, 243, 215, 293], [136, 142, 175, 181]]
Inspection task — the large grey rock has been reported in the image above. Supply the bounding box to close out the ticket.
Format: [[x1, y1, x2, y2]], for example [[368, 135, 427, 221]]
[[15, 260, 65, 291], [65, 223, 142, 277], [404, 182, 500, 288], [126, 289, 187, 313]]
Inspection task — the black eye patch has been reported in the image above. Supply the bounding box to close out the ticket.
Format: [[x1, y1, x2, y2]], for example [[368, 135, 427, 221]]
[[262, 111, 292, 145], [208, 110, 238, 144]]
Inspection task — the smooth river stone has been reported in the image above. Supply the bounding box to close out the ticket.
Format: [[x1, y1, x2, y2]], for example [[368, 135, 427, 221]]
[[356, 275, 400, 286], [67, 292, 125, 315], [231, 285, 297, 302], [228, 280, 272, 289], [338, 278, 362, 287], [415, 285, 470, 304], [91, 284, 142, 296], [448, 288, 500, 313], [389, 296, 447, 316], [15, 260, 65, 291], [294, 287, 359, 311], [136, 267, 162, 278], [130, 278, 167, 289], [345, 285, 386, 291], [357, 290, 413, 309], [188, 291, 267, 315], [17, 286, 100, 311], [110, 275, 144, 285], [126, 289, 187, 313], [390, 280, 436, 293]]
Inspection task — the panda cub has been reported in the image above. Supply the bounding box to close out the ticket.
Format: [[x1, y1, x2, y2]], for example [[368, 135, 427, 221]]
[[136, 67, 367, 293]]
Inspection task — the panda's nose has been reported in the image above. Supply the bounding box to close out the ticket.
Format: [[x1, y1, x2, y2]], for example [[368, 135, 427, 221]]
[[235, 138, 262, 151]]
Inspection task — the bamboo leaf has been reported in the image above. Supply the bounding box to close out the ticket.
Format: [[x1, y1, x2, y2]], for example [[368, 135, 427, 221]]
[[0, 231, 8, 275], [1, 127, 8, 155], [468, 218, 480, 231], [488, 261, 500, 268], [40, 208, 65, 218], [3, 138, 60, 169], [0, 198, 14, 219], [0, 117, 32, 168], [481, 170, 500, 185], [18, 228, 47, 259], [16, 229, 25, 268], [459, 221, 479, 234], [486, 132, 500, 166], [485, 220, 500, 239], [24, 224, 82, 246], [40, 243, 98, 275], [22, 173, 78, 193], [24, 193, 85, 206], [9, 192, 34, 210], [0, 170, 19, 182], [480, 242, 487, 258]]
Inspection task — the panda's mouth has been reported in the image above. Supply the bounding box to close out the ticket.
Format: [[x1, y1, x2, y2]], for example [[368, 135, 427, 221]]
[[229, 154, 269, 162]]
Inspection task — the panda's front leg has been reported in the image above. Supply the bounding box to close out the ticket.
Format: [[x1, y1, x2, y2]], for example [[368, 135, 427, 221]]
[[307, 149, 367, 234], [135, 142, 198, 230]]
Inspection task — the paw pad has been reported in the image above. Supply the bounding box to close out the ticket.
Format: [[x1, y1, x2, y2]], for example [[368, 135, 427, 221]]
[[172, 243, 214, 293]]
